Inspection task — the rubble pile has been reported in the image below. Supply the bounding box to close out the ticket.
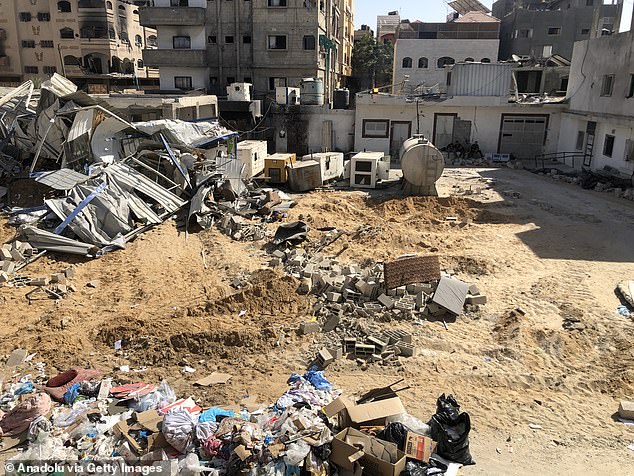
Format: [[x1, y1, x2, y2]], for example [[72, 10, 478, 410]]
[[537, 167, 634, 201], [270, 246, 485, 368], [0, 75, 292, 269], [0, 358, 474, 475]]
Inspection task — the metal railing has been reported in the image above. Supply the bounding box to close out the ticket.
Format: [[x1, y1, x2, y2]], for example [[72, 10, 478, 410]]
[[534, 151, 589, 170]]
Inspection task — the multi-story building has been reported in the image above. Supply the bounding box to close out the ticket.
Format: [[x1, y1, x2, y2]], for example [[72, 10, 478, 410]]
[[354, 24, 373, 42], [494, 0, 623, 60], [392, 12, 500, 94], [376, 10, 399, 44], [140, 0, 354, 101], [0, 0, 158, 90]]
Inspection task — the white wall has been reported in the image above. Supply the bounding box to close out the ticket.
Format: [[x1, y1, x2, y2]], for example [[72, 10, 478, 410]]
[[303, 106, 355, 153], [158, 26, 206, 50], [354, 94, 563, 157], [393, 39, 500, 91], [159, 67, 209, 90]]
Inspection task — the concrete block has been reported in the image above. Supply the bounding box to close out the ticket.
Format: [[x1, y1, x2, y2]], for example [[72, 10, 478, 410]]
[[396, 286, 406, 297], [2, 261, 15, 274], [394, 300, 415, 311], [0, 271, 8, 283], [386, 288, 397, 297], [415, 291, 427, 310], [272, 249, 286, 260], [343, 288, 361, 300], [298, 278, 311, 293], [619, 400, 634, 420], [322, 313, 340, 332], [63, 268, 75, 278], [0, 249, 12, 260], [269, 257, 282, 267], [397, 342, 417, 357], [51, 273, 67, 284], [299, 321, 320, 334], [327, 345, 343, 360], [393, 330, 412, 343], [354, 343, 375, 357], [317, 348, 334, 368], [344, 337, 357, 353], [367, 336, 388, 353], [326, 292, 342, 303], [9, 249, 24, 262], [468, 283, 481, 295], [466, 294, 487, 305], [377, 293, 395, 310], [30, 277, 50, 286]]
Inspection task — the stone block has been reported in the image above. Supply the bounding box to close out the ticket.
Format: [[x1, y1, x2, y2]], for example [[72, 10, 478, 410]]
[[377, 293, 395, 310], [2, 261, 15, 274], [386, 288, 397, 297], [30, 277, 50, 286], [367, 336, 388, 353], [9, 248, 24, 262], [468, 283, 481, 295], [299, 321, 320, 334], [393, 330, 412, 343], [322, 313, 340, 332], [327, 345, 343, 360], [326, 292, 342, 303], [343, 288, 361, 300], [619, 400, 634, 420], [51, 273, 67, 284], [0, 249, 12, 260], [317, 348, 334, 368], [397, 342, 417, 357], [466, 294, 487, 305]]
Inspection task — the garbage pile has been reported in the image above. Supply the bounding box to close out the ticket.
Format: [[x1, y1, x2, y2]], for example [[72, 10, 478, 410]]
[[0, 356, 474, 475], [0, 75, 293, 267], [269, 244, 486, 368]]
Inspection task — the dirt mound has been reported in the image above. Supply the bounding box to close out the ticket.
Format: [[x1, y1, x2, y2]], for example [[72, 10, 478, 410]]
[[442, 255, 497, 276], [367, 196, 481, 223]]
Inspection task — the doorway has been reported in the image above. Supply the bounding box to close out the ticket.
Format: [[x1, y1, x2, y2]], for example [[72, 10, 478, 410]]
[[390, 121, 411, 161]]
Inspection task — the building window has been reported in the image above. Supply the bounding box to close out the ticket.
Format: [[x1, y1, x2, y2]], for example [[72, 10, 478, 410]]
[[147, 35, 157, 46], [464, 57, 474, 62], [227, 76, 235, 84], [37, 12, 51, 21], [447, 71, 452, 86], [134, 34, 142, 46], [362, 119, 389, 138], [402, 57, 412, 68], [24, 66, 39, 74], [243, 35, 251, 44], [303, 35, 315, 50], [601, 74, 614, 96], [516, 28, 532, 38], [418, 57, 428, 68], [210, 76, 218, 85], [480, 57, 491, 63], [575, 131, 585, 150], [106, 1, 112, 9], [268, 77, 286, 90], [225, 35, 234, 43], [267, 35, 287, 50], [63, 55, 80, 65], [40, 40, 54, 48], [22, 40, 36, 48], [547, 27, 562, 35], [43, 66, 57, 75], [627, 74, 634, 98], [268, 0, 287, 6], [19, 12, 32, 22], [603, 134, 615, 157], [137, 59, 144, 68], [581, 28, 590, 35], [437, 56, 455, 68], [208, 35, 217, 44], [109, 26, 116, 39], [57, 1, 71, 12], [59, 27, 75, 39], [171, 0, 189, 5], [173, 35, 191, 49], [542, 45, 552, 57], [174, 76, 193, 90]]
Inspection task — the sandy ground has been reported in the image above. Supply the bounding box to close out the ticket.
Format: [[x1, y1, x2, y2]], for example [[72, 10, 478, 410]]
[[1, 167, 634, 474]]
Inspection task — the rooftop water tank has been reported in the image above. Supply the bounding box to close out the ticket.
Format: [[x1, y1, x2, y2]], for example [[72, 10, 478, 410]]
[[400, 135, 444, 196], [300, 78, 324, 106], [333, 88, 350, 109]]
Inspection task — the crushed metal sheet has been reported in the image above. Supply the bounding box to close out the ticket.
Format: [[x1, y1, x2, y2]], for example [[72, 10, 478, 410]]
[[35, 168, 89, 190], [18, 225, 99, 256], [383, 255, 441, 290]]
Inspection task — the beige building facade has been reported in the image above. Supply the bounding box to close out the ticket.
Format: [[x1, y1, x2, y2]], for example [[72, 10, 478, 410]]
[[140, 0, 353, 101], [0, 0, 158, 91]]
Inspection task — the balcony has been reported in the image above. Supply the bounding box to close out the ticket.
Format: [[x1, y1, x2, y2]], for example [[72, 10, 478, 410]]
[[142, 48, 206, 67], [138, 6, 205, 26]]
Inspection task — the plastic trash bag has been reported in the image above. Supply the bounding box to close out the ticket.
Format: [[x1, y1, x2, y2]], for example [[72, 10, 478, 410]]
[[400, 460, 428, 476], [288, 371, 332, 391], [284, 440, 311, 466], [376, 422, 410, 449], [430, 394, 475, 465], [387, 413, 432, 437], [131, 379, 176, 412], [198, 407, 234, 423], [162, 408, 198, 453]]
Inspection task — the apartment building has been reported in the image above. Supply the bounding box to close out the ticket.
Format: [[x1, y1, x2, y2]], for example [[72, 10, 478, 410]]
[[376, 10, 400, 44], [0, 0, 158, 90], [354, 24, 373, 42], [493, 0, 623, 60], [392, 12, 500, 94], [140, 0, 354, 101]]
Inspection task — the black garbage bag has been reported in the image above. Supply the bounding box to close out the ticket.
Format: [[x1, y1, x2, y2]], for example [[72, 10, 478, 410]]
[[399, 460, 428, 476], [430, 411, 475, 466], [376, 422, 411, 449], [434, 393, 461, 424], [272, 221, 309, 246]]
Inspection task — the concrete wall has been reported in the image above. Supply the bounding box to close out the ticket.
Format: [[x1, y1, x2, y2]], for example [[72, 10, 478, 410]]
[[354, 93, 563, 157], [158, 26, 205, 50], [393, 39, 500, 92], [159, 66, 208, 90]]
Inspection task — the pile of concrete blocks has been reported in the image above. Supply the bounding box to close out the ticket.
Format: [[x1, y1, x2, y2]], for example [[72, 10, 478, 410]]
[[0, 241, 38, 282]]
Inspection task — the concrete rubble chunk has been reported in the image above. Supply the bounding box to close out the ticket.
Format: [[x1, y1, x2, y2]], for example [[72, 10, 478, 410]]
[[30, 277, 50, 286], [468, 283, 481, 295], [432, 276, 470, 315], [0, 271, 9, 283], [619, 400, 634, 420], [299, 321, 320, 334], [2, 262, 16, 274], [397, 342, 417, 357], [377, 293, 395, 310], [466, 294, 487, 305], [317, 348, 334, 368], [0, 249, 12, 260], [63, 268, 76, 278], [9, 248, 24, 262], [322, 314, 340, 332], [51, 273, 67, 284]]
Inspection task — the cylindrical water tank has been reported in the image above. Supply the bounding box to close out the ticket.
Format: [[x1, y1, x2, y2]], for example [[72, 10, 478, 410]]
[[300, 78, 324, 105], [333, 88, 350, 109], [400, 135, 445, 195]]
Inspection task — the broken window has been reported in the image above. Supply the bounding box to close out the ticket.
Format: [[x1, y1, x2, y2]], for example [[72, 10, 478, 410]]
[[37, 12, 51, 21], [174, 76, 193, 90], [603, 134, 615, 157], [548, 27, 561, 35], [480, 57, 491, 63], [137, 59, 143, 68], [601, 74, 614, 96], [402, 57, 412, 68], [268, 35, 287, 50], [418, 57, 428, 68], [437, 57, 455, 68], [581, 28, 590, 35], [24, 66, 39, 74], [208, 35, 217, 44], [135, 34, 142, 46], [63, 55, 80, 65], [19, 12, 32, 22], [147, 35, 157, 46], [173, 36, 191, 49], [243, 35, 252, 44], [225, 36, 234, 44], [542, 45, 552, 57], [362, 119, 389, 138], [464, 57, 474, 62], [57, 1, 71, 12]]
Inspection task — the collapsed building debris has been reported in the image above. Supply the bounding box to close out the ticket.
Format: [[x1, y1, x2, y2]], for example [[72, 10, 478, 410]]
[[0, 75, 293, 275]]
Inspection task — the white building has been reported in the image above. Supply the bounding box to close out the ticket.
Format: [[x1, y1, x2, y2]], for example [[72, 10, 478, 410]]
[[392, 12, 500, 94], [557, 29, 634, 176]]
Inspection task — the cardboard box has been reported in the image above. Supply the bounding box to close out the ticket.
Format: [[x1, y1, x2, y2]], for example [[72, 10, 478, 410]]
[[404, 432, 437, 463], [331, 428, 407, 476], [323, 396, 406, 429]]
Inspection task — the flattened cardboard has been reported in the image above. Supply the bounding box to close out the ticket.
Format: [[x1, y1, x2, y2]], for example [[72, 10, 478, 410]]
[[331, 428, 406, 476], [324, 396, 405, 428], [234, 444, 252, 461], [133, 409, 163, 433], [404, 432, 437, 463], [6, 349, 28, 367], [194, 372, 232, 386]]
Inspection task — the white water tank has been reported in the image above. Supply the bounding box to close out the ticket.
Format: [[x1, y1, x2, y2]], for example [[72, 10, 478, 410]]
[[400, 135, 444, 196]]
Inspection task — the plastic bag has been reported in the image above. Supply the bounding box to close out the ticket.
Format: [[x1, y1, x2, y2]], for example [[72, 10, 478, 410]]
[[387, 413, 432, 437], [376, 422, 410, 449], [400, 460, 428, 476], [430, 398, 475, 466], [131, 379, 176, 412], [284, 440, 311, 466], [198, 407, 234, 423], [434, 394, 460, 425], [162, 408, 198, 453]]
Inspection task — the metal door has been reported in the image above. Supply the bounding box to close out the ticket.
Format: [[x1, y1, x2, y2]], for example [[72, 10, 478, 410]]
[[498, 115, 548, 159], [390, 121, 411, 160]]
